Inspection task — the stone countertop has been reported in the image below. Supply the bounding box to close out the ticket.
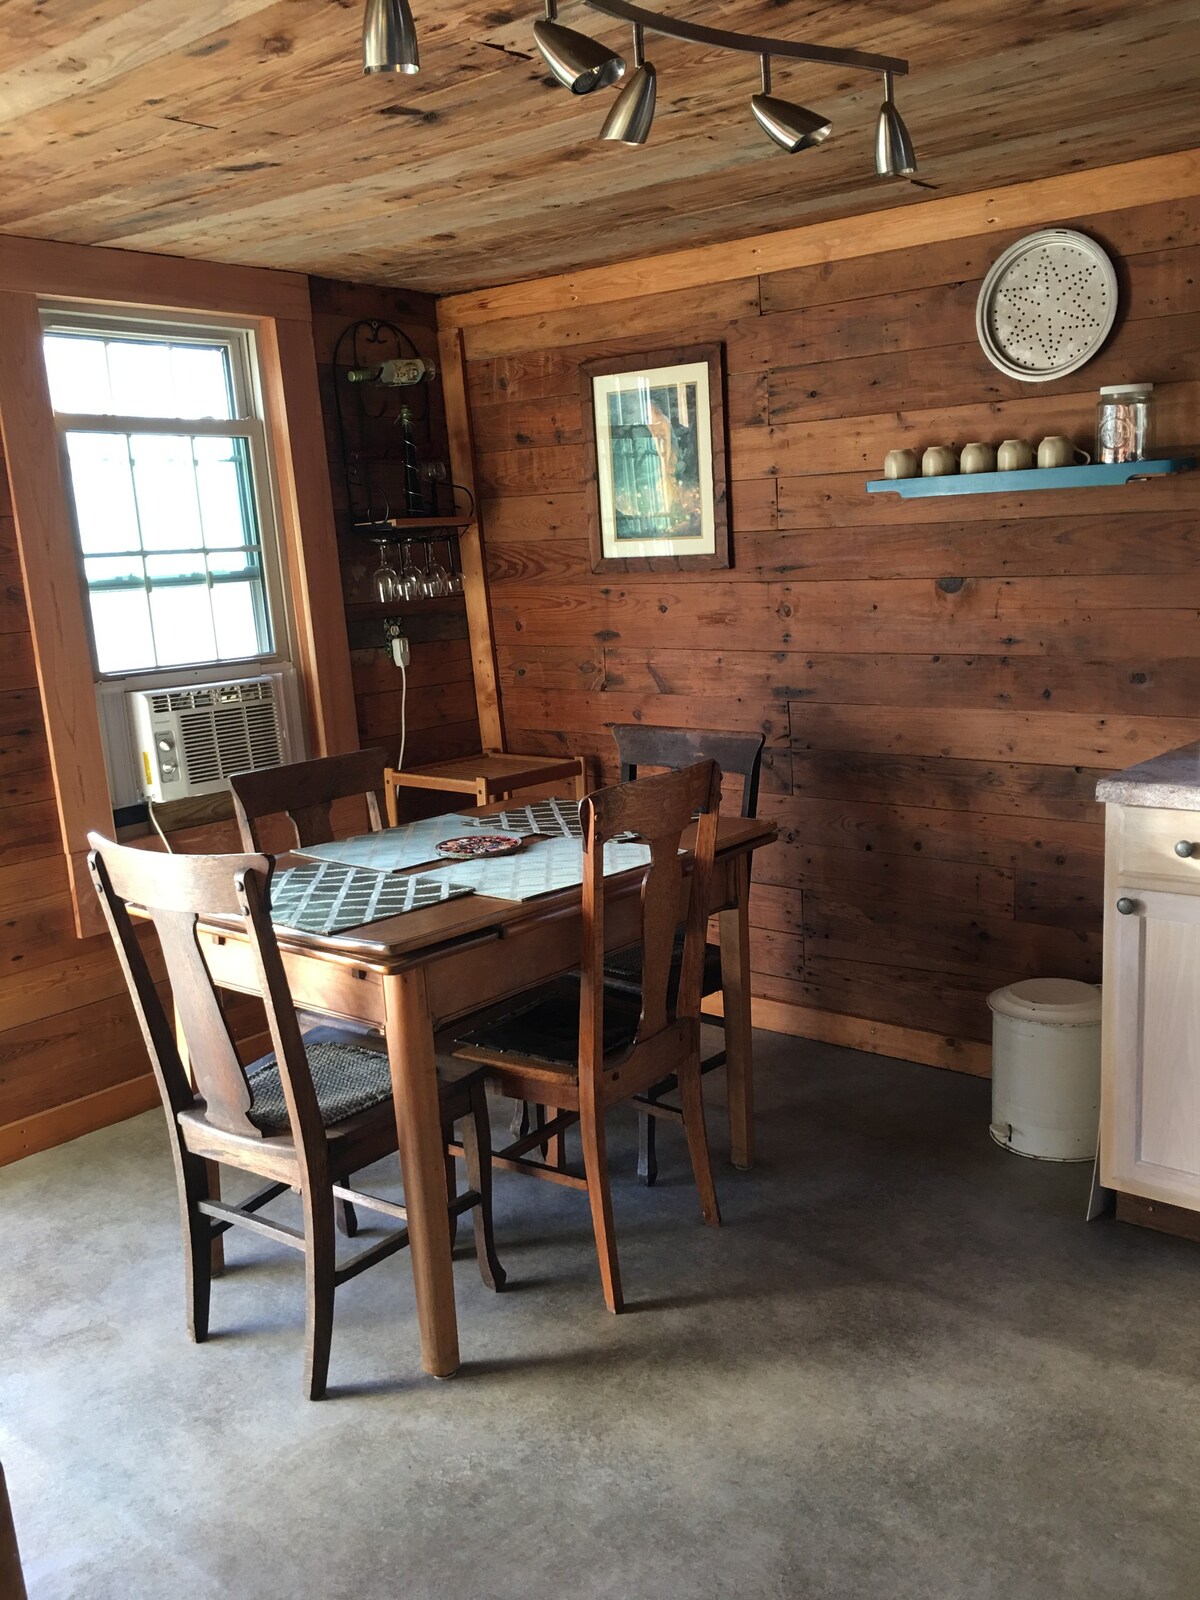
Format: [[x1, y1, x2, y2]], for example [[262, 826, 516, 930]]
[[1096, 741, 1200, 809]]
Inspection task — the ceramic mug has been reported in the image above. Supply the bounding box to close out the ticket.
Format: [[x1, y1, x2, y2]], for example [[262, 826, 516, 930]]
[[960, 441, 996, 475], [921, 445, 958, 477], [997, 437, 1034, 471], [1037, 435, 1091, 469], [883, 448, 919, 480]]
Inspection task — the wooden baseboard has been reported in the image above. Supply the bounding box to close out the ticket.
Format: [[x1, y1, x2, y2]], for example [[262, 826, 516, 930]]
[[0, 1075, 159, 1167], [1115, 1191, 1200, 1244], [703, 992, 992, 1077]]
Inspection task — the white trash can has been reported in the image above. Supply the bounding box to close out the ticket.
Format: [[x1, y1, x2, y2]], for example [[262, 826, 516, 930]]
[[986, 978, 1102, 1161]]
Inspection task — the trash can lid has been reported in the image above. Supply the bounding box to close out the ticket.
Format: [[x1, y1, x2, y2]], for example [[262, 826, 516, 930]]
[[987, 977, 1101, 1024]]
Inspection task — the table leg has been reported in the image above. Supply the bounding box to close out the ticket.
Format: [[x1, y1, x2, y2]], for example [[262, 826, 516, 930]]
[[719, 854, 754, 1170], [383, 967, 461, 1378]]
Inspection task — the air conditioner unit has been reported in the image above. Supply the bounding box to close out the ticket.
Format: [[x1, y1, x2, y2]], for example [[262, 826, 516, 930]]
[[127, 674, 295, 802]]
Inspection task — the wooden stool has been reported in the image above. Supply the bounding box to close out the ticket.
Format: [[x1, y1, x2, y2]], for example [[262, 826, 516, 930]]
[[384, 750, 588, 826]]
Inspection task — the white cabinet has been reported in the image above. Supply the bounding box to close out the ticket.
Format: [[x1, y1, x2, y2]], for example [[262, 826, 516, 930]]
[[1101, 804, 1200, 1210]]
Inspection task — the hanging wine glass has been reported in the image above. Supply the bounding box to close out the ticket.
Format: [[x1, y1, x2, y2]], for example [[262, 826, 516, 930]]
[[445, 536, 464, 595], [424, 537, 451, 598], [373, 542, 401, 603], [392, 539, 417, 601]]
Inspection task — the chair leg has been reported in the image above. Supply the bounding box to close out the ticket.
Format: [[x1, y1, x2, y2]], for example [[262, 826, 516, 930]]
[[533, 1103, 550, 1159], [578, 1098, 623, 1313], [461, 1088, 506, 1292], [678, 1057, 721, 1228], [546, 1115, 568, 1172], [302, 1181, 338, 1400], [443, 1136, 460, 1249], [180, 1154, 213, 1344], [334, 1182, 358, 1239], [510, 1099, 530, 1140], [637, 1110, 658, 1187]]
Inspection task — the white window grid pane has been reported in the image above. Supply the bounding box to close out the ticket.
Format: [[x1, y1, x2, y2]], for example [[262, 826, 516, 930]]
[[63, 428, 274, 674], [43, 329, 235, 421]]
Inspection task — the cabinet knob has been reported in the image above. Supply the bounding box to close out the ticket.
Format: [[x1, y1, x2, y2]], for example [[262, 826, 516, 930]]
[[1116, 897, 1138, 915], [1175, 840, 1196, 858]]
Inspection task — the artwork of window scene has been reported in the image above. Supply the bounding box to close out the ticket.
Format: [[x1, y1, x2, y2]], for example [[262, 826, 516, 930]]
[[592, 358, 717, 562], [606, 377, 702, 539]]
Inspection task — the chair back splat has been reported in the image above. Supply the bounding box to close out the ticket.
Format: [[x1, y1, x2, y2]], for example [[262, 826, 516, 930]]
[[613, 724, 764, 819], [86, 837, 316, 1141], [230, 747, 390, 852], [580, 760, 721, 1082]]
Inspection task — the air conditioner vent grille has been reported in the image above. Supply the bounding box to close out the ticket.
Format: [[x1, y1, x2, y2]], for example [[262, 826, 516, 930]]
[[149, 680, 276, 716], [173, 680, 284, 788]]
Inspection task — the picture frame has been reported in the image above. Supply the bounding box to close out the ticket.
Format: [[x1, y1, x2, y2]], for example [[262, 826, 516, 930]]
[[579, 342, 730, 573]]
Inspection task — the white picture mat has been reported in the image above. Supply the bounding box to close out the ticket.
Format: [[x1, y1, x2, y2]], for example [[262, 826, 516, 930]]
[[592, 360, 715, 559]]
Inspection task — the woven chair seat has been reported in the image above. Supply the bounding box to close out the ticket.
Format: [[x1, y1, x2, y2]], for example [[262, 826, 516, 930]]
[[246, 1039, 394, 1135], [457, 977, 644, 1067], [603, 931, 723, 1000]]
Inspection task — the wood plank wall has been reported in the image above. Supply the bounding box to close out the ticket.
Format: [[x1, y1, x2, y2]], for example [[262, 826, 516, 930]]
[[309, 277, 481, 773], [454, 192, 1200, 1073]]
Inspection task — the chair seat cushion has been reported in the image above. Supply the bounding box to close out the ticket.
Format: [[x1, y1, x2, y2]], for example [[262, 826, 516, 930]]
[[604, 933, 723, 1000], [456, 977, 643, 1067], [245, 1039, 395, 1135]]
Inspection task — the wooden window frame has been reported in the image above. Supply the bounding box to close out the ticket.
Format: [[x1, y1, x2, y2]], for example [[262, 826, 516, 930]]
[[0, 236, 358, 937]]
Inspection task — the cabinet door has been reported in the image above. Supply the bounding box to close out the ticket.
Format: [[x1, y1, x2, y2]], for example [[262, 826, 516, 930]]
[[1102, 887, 1200, 1207]]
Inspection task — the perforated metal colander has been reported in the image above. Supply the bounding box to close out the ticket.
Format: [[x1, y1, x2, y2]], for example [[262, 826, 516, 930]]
[[976, 229, 1118, 383]]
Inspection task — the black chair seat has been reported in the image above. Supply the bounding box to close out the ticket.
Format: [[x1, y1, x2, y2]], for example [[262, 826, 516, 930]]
[[457, 977, 644, 1067], [245, 1036, 396, 1134], [604, 931, 723, 1001]]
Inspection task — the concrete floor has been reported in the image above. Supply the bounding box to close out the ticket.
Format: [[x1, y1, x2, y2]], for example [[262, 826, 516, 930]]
[[3, 1031, 1199, 1600]]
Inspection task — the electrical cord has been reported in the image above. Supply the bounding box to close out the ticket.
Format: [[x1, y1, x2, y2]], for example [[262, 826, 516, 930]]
[[396, 658, 407, 773]]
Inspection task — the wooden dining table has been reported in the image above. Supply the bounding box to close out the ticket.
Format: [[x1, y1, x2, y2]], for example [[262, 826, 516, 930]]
[[196, 808, 776, 1379]]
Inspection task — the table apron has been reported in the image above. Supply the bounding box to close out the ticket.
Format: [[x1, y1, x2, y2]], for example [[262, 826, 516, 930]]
[[194, 850, 744, 1032]]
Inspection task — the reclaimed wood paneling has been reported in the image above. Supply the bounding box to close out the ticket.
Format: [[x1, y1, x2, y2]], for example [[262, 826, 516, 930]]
[[450, 187, 1200, 1065]]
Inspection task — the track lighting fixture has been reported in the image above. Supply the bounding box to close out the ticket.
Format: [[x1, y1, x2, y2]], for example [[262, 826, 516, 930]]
[[599, 24, 655, 144], [875, 70, 918, 176], [534, 0, 626, 93], [750, 56, 831, 154], [362, 0, 419, 75], [359, 0, 915, 178]]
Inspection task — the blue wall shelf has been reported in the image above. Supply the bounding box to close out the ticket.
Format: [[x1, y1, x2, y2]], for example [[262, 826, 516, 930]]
[[865, 458, 1195, 499]]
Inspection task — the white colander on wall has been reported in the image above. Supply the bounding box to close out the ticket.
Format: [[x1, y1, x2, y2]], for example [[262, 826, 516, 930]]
[[976, 228, 1119, 383]]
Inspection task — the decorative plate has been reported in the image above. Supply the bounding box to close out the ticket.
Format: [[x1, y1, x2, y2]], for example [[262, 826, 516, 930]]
[[435, 833, 524, 859], [975, 229, 1118, 383]]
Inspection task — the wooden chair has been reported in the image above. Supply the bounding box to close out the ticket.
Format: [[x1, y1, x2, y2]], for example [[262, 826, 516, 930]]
[[88, 834, 504, 1400], [229, 746, 390, 852], [606, 724, 766, 1185], [451, 761, 722, 1313]]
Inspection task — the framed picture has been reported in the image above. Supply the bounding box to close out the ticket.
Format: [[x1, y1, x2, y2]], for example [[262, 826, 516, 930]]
[[580, 343, 729, 573]]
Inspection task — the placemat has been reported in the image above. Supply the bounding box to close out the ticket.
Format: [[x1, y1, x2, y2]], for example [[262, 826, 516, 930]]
[[429, 833, 650, 902], [270, 862, 474, 936], [298, 814, 482, 873], [462, 797, 584, 840]]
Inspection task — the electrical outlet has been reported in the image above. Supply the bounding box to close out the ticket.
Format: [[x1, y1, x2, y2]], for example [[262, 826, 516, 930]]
[[382, 618, 411, 667]]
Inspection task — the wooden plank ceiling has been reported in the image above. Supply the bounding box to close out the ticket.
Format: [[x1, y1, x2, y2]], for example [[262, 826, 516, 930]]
[[0, 1, 1196, 294]]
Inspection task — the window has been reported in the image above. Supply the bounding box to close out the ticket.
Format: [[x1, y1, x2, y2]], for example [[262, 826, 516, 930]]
[[42, 313, 289, 679]]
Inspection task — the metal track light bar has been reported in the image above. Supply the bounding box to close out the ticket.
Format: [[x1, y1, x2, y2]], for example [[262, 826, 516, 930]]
[[581, 0, 908, 78]]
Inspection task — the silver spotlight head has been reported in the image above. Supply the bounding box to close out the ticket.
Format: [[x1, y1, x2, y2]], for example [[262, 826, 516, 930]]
[[751, 94, 832, 153], [363, 0, 419, 75], [534, 18, 625, 93], [599, 61, 656, 143], [875, 73, 916, 175]]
